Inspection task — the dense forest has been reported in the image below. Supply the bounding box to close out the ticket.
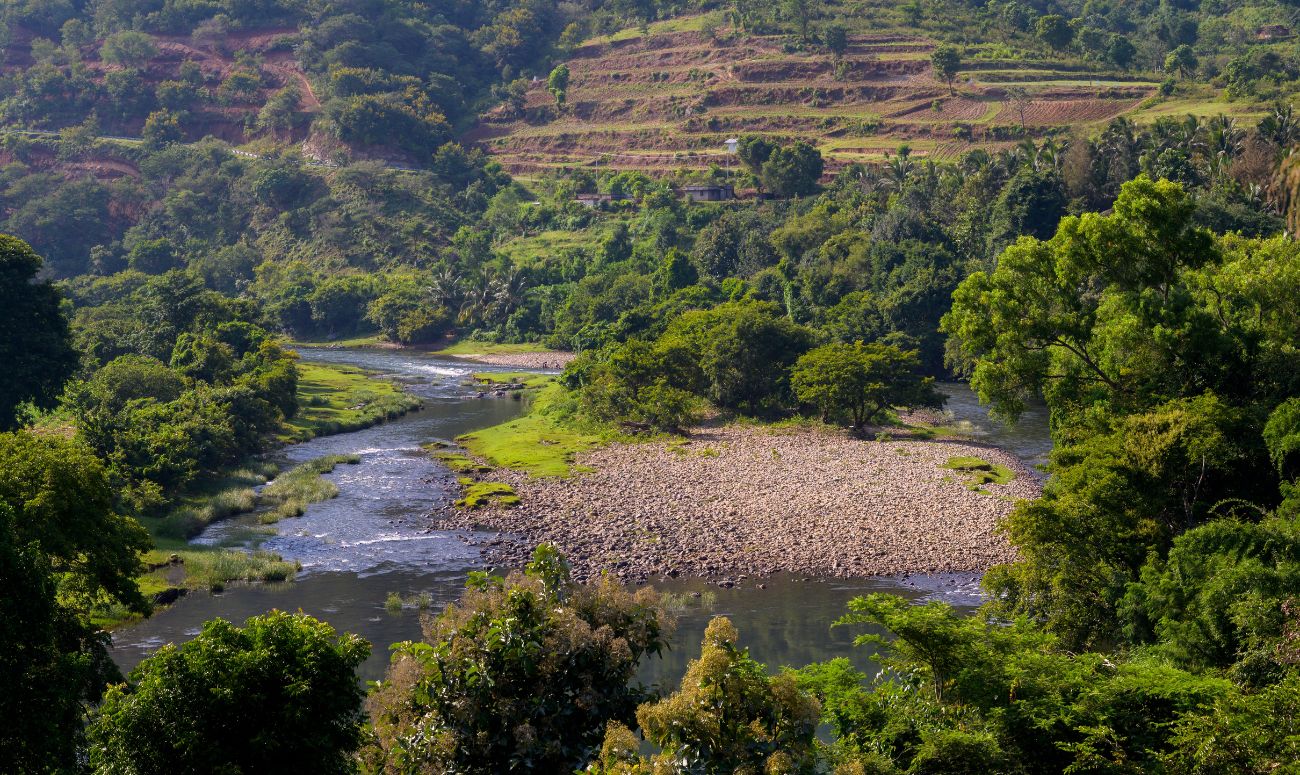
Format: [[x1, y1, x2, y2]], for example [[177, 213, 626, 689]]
[[4, 0, 1300, 772]]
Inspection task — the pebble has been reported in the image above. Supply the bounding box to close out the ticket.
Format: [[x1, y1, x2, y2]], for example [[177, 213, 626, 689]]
[[435, 425, 1041, 583]]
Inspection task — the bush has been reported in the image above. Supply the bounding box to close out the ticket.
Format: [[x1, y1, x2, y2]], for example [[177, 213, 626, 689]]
[[632, 383, 702, 433], [364, 545, 672, 774], [88, 611, 369, 773], [590, 617, 821, 773]]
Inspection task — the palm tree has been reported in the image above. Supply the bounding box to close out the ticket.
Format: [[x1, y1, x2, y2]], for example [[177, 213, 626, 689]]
[[1205, 114, 1246, 179], [959, 148, 992, 175], [488, 268, 527, 323], [881, 145, 915, 192], [1097, 116, 1144, 192], [999, 141, 1033, 173], [1259, 102, 1299, 150], [1034, 138, 1063, 172], [1175, 114, 1207, 156], [1100, 117, 1139, 154], [427, 267, 463, 309], [456, 271, 494, 326]]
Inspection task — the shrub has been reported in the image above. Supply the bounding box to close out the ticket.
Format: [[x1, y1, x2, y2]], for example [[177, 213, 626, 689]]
[[88, 611, 368, 773], [364, 545, 672, 774], [590, 617, 821, 773]]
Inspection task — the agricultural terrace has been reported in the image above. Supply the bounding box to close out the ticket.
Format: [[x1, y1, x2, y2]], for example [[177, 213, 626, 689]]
[[469, 16, 1284, 176]]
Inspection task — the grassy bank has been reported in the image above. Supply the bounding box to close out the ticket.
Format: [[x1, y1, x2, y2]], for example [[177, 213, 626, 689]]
[[471, 372, 554, 389], [97, 547, 298, 629], [287, 333, 388, 348], [258, 454, 360, 522], [456, 382, 604, 478], [146, 463, 278, 541], [282, 361, 423, 442], [434, 340, 552, 356], [108, 363, 414, 629]]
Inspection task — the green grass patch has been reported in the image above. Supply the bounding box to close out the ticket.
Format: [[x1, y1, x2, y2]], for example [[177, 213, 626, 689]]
[[457, 384, 602, 477], [288, 333, 386, 348], [944, 455, 1015, 493], [148, 463, 280, 540], [472, 372, 554, 389], [580, 12, 709, 45], [659, 589, 718, 613], [385, 590, 434, 612], [95, 547, 300, 629], [455, 481, 521, 510], [433, 340, 553, 356], [181, 550, 298, 590], [283, 362, 422, 442], [427, 446, 492, 474], [258, 454, 360, 523]]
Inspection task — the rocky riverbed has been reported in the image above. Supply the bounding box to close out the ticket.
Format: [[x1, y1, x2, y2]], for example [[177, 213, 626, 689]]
[[443, 350, 576, 369], [437, 425, 1041, 584]]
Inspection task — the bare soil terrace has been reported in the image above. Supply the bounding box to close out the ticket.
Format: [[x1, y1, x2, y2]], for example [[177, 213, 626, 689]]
[[467, 26, 1161, 176]]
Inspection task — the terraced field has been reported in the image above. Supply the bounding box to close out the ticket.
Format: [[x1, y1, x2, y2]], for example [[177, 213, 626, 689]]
[[467, 23, 1173, 176]]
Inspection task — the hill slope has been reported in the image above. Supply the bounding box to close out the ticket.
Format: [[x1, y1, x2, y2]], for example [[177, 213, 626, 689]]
[[469, 18, 1287, 176]]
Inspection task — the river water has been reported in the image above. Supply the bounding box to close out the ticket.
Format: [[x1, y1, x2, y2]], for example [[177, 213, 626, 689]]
[[110, 349, 1051, 687]]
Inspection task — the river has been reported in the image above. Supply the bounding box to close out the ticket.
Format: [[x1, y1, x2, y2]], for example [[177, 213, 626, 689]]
[[110, 348, 1051, 688]]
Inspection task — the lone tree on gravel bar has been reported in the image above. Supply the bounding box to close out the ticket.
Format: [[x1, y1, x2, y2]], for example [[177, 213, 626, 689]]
[[791, 341, 943, 432]]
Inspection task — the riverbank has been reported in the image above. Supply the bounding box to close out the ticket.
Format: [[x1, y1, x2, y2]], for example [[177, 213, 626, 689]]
[[439, 423, 1040, 585], [292, 336, 576, 369], [105, 361, 423, 628], [440, 349, 576, 369], [295, 332, 579, 369]]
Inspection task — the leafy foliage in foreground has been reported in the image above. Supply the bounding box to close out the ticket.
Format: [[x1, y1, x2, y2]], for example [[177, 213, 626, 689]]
[[88, 610, 369, 774], [364, 545, 672, 774], [0, 235, 78, 431], [0, 430, 150, 772], [797, 594, 1233, 775], [946, 176, 1300, 650], [0, 502, 121, 774], [591, 616, 821, 775]]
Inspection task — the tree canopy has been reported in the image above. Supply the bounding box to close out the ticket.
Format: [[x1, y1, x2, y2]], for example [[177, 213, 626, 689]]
[[88, 611, 370, 774], [0, 236, 78, 431], [791, 341, 943, 430], [364, 545, 671, 773]]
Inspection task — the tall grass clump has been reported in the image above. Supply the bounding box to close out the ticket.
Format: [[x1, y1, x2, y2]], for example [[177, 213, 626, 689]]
[[183, 550, 299, 590], [259, 454, 360, 522], [153, 464, 281, 539]]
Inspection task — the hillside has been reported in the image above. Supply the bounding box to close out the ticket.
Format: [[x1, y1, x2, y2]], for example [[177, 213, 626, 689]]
[[470, 17, 1291, 176], [0, 25, 313, 145]]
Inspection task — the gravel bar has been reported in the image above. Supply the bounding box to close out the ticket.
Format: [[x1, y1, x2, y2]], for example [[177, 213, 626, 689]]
[[437, 425, 1040, 585], [442, 350, 576, 369]]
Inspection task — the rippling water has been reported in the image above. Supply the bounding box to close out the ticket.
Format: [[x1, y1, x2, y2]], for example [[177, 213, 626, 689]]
[[111, 350, 1051, 684]]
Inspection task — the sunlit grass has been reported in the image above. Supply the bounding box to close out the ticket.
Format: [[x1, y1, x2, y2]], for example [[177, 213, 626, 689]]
[[457, 384, 603, 477], [282, 362, 422, 442], [258, 454, 360, 523]]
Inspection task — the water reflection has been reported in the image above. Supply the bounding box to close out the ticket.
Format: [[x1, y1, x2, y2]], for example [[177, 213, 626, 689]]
[[938, 382, 1052, 473]]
